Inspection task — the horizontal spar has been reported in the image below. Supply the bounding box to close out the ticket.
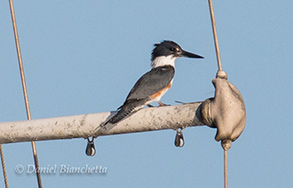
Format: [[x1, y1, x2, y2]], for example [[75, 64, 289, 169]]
[[0, 102, 204, 144]]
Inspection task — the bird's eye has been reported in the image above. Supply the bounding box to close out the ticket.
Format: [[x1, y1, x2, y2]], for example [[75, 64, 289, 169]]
[[170, 47, 181, 53]]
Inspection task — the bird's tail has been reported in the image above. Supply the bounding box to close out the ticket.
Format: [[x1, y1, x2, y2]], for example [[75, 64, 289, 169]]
[[101, 99, 147, 126]]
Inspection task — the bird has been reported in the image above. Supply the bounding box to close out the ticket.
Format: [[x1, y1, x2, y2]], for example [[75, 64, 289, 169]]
[[101, 40, 203, 126]]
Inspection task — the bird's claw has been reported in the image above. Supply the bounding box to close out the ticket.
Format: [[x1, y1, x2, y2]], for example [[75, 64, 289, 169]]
[[158, 101, 170, 106]]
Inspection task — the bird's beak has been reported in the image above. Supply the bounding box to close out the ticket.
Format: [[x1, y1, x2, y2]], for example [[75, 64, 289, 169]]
[[181, 50, 204, 59]]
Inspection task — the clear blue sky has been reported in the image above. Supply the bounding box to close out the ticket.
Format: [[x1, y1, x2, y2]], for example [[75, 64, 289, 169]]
[[0, 0, 292, 187]]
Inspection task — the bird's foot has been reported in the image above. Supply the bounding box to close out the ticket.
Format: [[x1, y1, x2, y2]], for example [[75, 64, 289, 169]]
[[158, 101, 170, 107], [175, 100, 185, 104]]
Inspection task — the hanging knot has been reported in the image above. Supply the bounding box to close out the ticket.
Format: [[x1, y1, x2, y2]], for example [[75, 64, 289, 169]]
[[221, 139, 232, 151], [216, 70, 228, 80]]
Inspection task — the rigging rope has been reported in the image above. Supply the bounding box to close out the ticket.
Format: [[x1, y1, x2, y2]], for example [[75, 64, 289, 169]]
[[208, 0, 222, 71], [8, 0, 43, 187], [207, 1, 228, 188], [0, 145, 8, 188], [224, 149, 228, 188]]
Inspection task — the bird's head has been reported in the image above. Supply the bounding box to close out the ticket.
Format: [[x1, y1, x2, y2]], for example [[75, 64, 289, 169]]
[[151, 40, 203, 68]]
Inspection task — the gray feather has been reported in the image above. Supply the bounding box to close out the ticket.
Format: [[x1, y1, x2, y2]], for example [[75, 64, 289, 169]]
[[101, 65, 174, 126], [126, 65, 175, 100], [102, 99, 148, 125]]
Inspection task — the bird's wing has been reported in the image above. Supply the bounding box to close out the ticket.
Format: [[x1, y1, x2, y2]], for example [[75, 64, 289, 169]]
[[105, 65, 175, 125], [125, 65, 175, 101]]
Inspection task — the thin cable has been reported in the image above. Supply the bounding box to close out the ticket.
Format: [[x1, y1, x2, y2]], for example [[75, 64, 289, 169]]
[[208, 2, 229, 185], [0, 145, 9, 188], [208, 0, 228, 184], [208, 0, 222, 71], [221, 140, 231, 188], [224, 150, 228, 188], [8, 0, 42, 187]]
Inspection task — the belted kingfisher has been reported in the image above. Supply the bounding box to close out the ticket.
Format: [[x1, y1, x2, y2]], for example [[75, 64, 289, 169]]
[[102, 40, 203, 126]]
